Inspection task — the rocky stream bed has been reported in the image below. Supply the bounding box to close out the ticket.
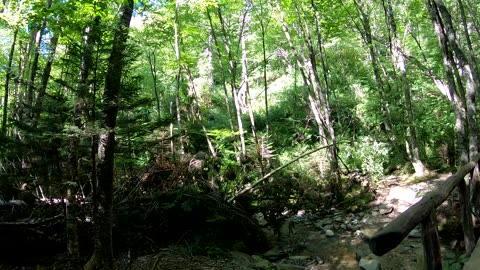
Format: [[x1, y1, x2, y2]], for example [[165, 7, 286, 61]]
[[115, 173, 470, 270]]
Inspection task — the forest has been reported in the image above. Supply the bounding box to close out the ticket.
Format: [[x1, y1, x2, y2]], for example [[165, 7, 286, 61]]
[[1, 0, 480, 269]]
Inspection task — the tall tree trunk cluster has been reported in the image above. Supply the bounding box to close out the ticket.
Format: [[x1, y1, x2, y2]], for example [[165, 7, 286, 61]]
[[425, 0, 480, 220]]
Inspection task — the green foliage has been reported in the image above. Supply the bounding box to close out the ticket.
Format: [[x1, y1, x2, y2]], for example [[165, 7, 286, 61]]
[[341, 137, 391, 180], [443, 253, 468, 270]]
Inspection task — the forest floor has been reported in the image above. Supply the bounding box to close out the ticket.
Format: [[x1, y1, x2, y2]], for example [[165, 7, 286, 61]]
[[117, 173, 470, 270]]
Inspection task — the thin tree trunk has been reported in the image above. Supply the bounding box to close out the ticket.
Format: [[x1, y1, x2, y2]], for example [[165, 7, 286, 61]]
[[457, 0, 480, 99], [184, 66, 215, 155], [258, 3, 269, 134], [276, 0, 339, 183], [240, 12, 264, 175], [89, 1, 133, 269], [14, 30, 34, 123], [31, 34, 58, 128], [308, 1, 339, 180], [383, 0, 427, 176], [25, 0, 53, 118], [174, 0, 184, 153], [353, 0, 393, 133], [216, 3, 248, 158], [147, 50, 161, 117], [2, 27, 17, 136], [206, 8, 235, 131]]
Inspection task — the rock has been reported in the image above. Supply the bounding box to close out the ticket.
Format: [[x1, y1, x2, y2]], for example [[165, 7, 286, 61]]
[[324, 224, 334, 230], [325, 229, 335, 237], [307, 231, 324, 241], [252, 255, 275, 270], [359, 258, 381, 270], [305, 262, 331, 270], [315, 256, 324, 264], [288, 255, 311, 261], [408, 229, 422, 238], [264, 246, 287, 261], [230, 251, 252, 262], [314, 221, 324, 230]]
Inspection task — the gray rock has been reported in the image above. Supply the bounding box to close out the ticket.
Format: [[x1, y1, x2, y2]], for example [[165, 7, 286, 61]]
[[325, 229, 335, 237], [359, 258, 381, 270], [324, 224, 334, 230]]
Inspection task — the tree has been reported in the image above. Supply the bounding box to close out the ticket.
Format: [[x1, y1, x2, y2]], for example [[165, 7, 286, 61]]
[[87, 1, 134, 269], [425, 0, 478, 255], [275, 0, 339, 183], [383, 0, 427, 176]]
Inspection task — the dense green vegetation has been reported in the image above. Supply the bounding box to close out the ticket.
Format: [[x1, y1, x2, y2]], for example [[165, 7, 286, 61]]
[[1, 0, 480, 268]]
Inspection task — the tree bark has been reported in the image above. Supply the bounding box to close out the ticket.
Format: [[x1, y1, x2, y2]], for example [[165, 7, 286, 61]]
[[173, 0, 184, 154], [353, 0, 393, 133], [91, 1, 133, 269], [258, 2, 269, 134], [276, 0, 339, 182], [215, 3, 248, 159], [146, 50, 161, 117], [383, 0, 427, 176], [24, 0, 53, 119], [206, 8, 235, 131], [426, 0, 480, 216], [2, 27, 17, 136], [240, 10, 264, 175], [31, 33, 58, 128]]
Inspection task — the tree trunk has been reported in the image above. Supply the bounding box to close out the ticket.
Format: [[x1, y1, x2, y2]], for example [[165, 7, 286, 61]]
[[241, 12, 264, 175], [90, 1, 133, 269], [457, 0, 480, 99], [276, 1, 339, 185], [206, 8, 235, 131], [216, 4, 248, 158], [147, 50, 161, 117], [383, 0, 427, 176], [24, 0, 53, 120], [426, 0, 480, 216], [353, 0, 393, 133], [31, 33, 58, 128], [425, 0, 476, 248], [258, 3, 269, 134], [173, 0, 184, 154], [2, 27, 17, 136]]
